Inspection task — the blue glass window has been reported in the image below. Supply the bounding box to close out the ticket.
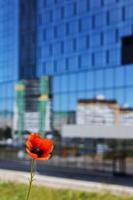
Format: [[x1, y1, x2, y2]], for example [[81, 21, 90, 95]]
[[73, 38, 77, 52], [126, 66, 133, 85], [86, 71, 94, 90], [109, 48, 120, 65], [104, 29, 117, 44], [105, 68, 114, 88], [125, 4, 133, 20], [106, 50, 109, 64], [68, 74, 77, 92], [49, 10, 53, 22], [95, 70, 104, 89], [109, 7, 122, 24], [61, 6, 64, 19], [57, 59, 65, 72], [86, 0, 90, 10], [78, 55, 81, 68], [92, 15, 95, 29], [104, 0, 118, 5], [42, 62, 46, 74], [105, 89, 114, 100], [115, 29, 119, 42], [49, 44, 53, 56], [90, 0, 102, 8], [43, 0, 47, 8], [53, 42, 60, 56], [77, 36, 86, 50], [38, 14, 42, 26], [95, 12, 106, 27], [43, 12, 49, 24], [65, 22, 69, 35], [91, 53, 95, 66], [47, 26, 53, 40], [54, 0, 58, 5], [73, 2, 77, 15], [81, 53, 91, 69], [95, 51, 106, 67], [115, 89, 124, 105], [54, 60, 57, 72], [115, 67, 124, 87], [82, 17, 91, 31], [69, 56, 78, 71], [90, 33, 101, 47], [60, 41, 64, 54], [42, 45, 49, 57], [46, 60, 54, 74], [53, 94, 60, 111], [78, 19, 82, 33], [58, 23, 65, 37], [65, 3, 73, 18], [61, 75, 68, 92], [43, 29, 46, 41], [119, 25, 132, 38], [106, 11, 110, 25], [68, 93, 77, 111], [69, 20, 78, 35], [65, 58, 69, 70], [77, 73, 86, 91], [37, 47, 42, 59], [54, 25, 58, 38], [77, 0, 88, 14], [126, 88, 133, 107], [86, 35, 90, 48], [122, 6, 125, 21], [60, 94, 68, 111], [53, 7, 61, 21], [64, 39, 73, 53]]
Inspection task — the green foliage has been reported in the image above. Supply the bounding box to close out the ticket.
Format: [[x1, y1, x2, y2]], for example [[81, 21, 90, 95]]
[[0, 182, 132, 200]]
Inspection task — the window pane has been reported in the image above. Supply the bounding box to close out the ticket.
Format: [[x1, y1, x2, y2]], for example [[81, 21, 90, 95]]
[[115, 67, 124, 87], [105, 69, 114, 88]]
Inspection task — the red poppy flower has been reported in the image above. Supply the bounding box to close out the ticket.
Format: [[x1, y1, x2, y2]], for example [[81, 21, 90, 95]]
[[26, 133, 54, 160]]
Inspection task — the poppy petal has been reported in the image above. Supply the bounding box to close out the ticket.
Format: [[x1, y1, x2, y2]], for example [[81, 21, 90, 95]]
[[26, 148, 38, 159], [28, 133, 42, 148], [40, 139, 54, 154], [26, 141, 33, 150], [26, 133, 54, 160], [36, 154, 51, 160]]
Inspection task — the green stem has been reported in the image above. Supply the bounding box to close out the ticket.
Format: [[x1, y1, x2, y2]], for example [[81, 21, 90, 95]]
[[25, 159, 35, 200]]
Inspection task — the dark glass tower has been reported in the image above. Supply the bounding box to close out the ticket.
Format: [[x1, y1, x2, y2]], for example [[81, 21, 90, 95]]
[[0, 0, 37, 128], [0, 0, 19, 127], [0, 0, 133, 131], [19, 0, 37, 79]]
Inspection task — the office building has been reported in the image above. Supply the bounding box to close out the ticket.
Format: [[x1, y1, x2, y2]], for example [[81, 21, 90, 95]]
[[0, 0, 133, 175]]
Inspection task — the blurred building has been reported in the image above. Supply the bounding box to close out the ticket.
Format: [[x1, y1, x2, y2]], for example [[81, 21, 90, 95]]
[[0, 0, 132, 130], [76, 98, 120, 125], [0, 0, 36, 129], [120, 107, 133, 125], [0, 0, 133, 174], [0, 0, 133, 132], [36, 0, 133, 132]]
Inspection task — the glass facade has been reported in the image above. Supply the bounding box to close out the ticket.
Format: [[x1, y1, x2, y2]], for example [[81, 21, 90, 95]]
[[0, 0, 19, 128], [0, 0, 133, 176], [0, 0, 36, 129], [19, 0, 37, 79], [37, 0, 133, 131]]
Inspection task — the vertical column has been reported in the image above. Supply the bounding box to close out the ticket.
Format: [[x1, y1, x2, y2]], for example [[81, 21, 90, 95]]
[[15, 80, 25, 138]]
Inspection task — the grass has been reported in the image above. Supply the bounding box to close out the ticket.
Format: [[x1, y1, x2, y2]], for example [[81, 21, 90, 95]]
[[0, 181, 132, 200]]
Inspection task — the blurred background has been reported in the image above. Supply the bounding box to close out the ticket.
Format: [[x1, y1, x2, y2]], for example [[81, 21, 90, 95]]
[[0, 0, 133, 180]]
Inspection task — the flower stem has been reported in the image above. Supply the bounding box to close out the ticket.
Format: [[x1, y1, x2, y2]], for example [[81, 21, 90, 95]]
[[25, 159, 35, 200]]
